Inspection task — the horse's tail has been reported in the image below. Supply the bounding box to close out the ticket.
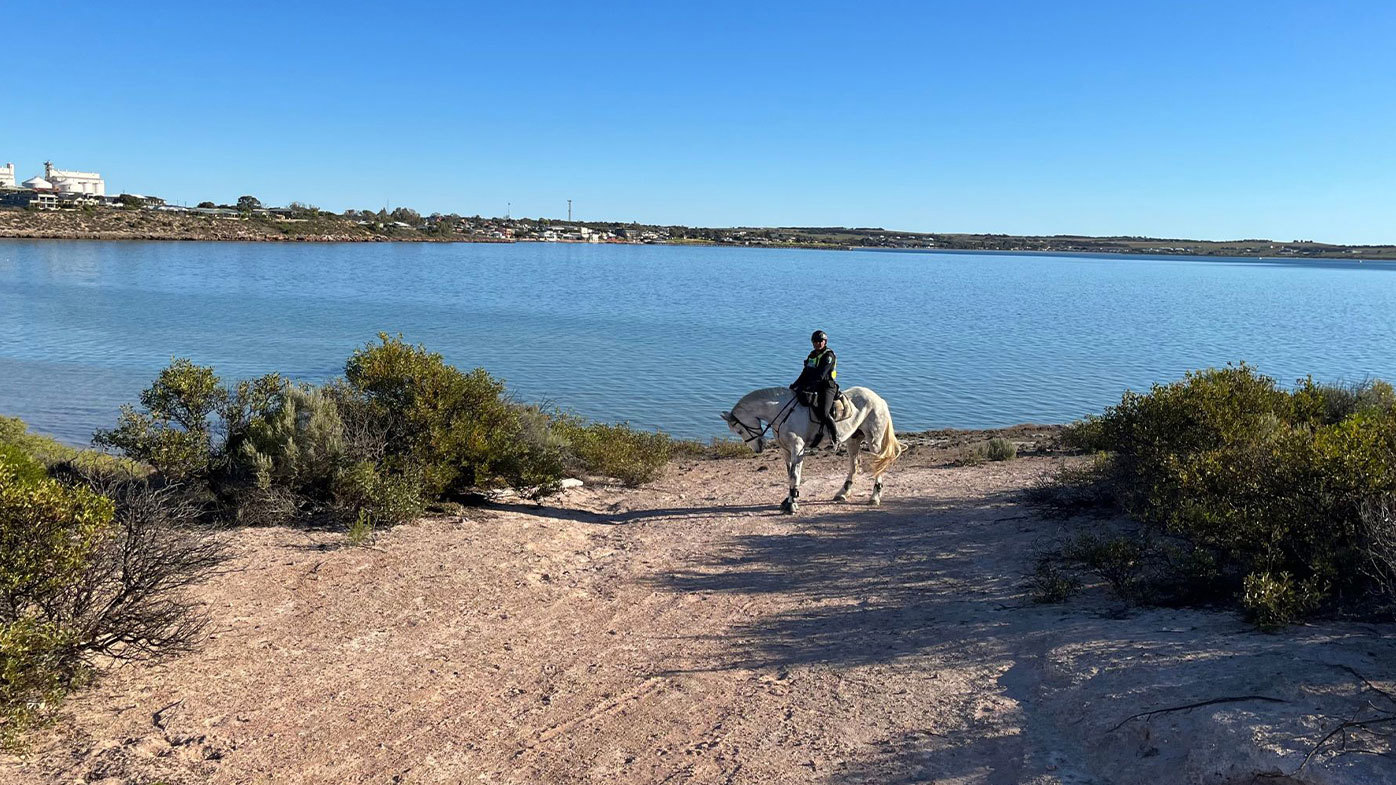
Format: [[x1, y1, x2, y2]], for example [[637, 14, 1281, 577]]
[[869, 410, 905, 478]]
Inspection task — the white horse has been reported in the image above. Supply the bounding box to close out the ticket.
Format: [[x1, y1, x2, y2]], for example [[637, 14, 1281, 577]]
[[721, 386, 905, 514]]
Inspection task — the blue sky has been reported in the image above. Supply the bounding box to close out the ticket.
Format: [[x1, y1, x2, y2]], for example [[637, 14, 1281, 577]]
[[5, 1, 1394, 242]]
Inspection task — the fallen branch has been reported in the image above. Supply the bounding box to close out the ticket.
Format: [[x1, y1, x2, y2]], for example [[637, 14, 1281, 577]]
[[1109, 696, 1286, 732], [152, 699, 184, 731], [1332, 663, 1395, 704], [1296, 713, 1396, 773]]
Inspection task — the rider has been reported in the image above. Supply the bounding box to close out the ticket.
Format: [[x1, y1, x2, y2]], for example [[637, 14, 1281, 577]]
[[790, 330, 840, 448]]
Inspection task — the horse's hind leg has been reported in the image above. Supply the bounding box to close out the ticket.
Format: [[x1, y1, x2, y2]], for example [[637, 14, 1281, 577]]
[[833, 433, 862, 502]]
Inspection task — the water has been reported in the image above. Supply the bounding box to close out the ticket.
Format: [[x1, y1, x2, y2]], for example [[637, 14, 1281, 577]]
[[3, 239, 1396, 446]]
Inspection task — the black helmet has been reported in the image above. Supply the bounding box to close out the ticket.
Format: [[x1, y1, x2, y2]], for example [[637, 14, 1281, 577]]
[[811, 330, 828, 343]]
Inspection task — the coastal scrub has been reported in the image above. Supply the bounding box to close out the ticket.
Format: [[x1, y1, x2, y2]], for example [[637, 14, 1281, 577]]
[[1039, 366, 1396, 626]]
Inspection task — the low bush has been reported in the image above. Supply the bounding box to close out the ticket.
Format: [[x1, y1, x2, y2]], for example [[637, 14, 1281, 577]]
[[332, 461, 425, 529], [555, 420, 672, 487], [0, 453, 222, 745], [671, 437, 752, 460], [93, 358, 224, 483], [986, 437, 1017, 461], [1241, 571, 1325, 631], [91, 337, 680, 531], [953, 443, 988, 466], [1026, 452, 1119, 516], [1, 416, 142, 479], [1028, 559, 1080, 604], [343, 334, 566, 497], [1039, 364, 1396, 626], [227, 383, 345, 503], [1061, 532, 1151, 604]]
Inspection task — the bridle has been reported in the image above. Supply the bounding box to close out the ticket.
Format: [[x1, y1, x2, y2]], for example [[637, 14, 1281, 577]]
[[730, 397, 798, 446]]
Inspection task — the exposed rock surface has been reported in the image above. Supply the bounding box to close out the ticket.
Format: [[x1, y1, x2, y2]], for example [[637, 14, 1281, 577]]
[[4, 449, 1392, 784], [0, 208, 402, 242]]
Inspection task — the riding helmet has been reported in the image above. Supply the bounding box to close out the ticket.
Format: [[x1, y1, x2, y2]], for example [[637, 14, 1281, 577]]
[[811, 330, 828, 343]]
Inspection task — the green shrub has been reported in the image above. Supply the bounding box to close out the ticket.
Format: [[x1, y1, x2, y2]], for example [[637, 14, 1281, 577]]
[[0, 617, 72, 748], [0, 416, 140, 479], [672, 437, 753, 460], [986, 437, 1017, 461], [1040, 364, 1396, 625], [0, 416, 68, 466], [0, 444, 46, 485], [1061, 415, 1109, 452], [1293, 377, 1396, 426], [332, 461, 425, 529], [555, 420, 672, 487], [344, 334, 564, 496], [345, 510, 376, 546], [0, 461, 113, 742], [230, 384, 345, 500], [1242, 571, 1325, 631], [1063, 532, 1149, 603], [953, 443, 988, 466], [1028, 559, 1080, 604], [93, 358, 224, 482]]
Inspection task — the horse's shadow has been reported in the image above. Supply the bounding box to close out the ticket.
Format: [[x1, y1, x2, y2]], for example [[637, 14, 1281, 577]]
[[485, 501, 786, 526]]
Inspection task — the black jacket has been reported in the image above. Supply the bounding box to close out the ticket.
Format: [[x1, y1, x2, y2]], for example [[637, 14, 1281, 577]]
[[792, 348, 837, 391]]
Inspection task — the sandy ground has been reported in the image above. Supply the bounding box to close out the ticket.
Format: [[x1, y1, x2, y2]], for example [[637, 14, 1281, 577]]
[[5, 442, 1395, 785]]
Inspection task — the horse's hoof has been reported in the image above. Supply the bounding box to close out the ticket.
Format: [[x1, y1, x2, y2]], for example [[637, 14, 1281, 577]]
[[832, 493, 848, 503], [870, 497, 882, 507]]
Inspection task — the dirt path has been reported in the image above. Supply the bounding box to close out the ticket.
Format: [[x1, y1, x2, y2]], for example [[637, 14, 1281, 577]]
[[6, 450, 1394, 784]]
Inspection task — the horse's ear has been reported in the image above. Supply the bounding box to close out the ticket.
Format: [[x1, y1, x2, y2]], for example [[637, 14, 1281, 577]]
[[719, 411, 733, 423]]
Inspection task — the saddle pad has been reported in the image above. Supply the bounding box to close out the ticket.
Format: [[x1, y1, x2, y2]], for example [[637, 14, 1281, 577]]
[[832, 393, 854, 422]]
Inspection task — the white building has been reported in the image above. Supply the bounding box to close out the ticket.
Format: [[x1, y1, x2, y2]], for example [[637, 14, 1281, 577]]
[[43, 161, 105, 196], [0, 163, 14, 188]]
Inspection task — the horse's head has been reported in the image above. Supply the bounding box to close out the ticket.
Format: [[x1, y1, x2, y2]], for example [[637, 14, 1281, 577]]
[[721, 410, 764, 453]]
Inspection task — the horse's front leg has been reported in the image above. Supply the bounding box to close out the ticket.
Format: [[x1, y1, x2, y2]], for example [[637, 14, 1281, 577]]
[[780, 443, 806, 514], [833, 432, 862, 502]]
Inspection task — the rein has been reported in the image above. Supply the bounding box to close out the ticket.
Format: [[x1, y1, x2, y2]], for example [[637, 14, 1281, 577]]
[[731, 396, 797, 445]]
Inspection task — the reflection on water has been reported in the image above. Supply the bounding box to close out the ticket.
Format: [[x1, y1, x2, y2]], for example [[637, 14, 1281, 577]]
[[3, 240, 1395, 445]]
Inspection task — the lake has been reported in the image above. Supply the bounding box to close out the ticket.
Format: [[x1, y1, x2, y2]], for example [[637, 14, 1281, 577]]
[[3, 239, 1395, 446]]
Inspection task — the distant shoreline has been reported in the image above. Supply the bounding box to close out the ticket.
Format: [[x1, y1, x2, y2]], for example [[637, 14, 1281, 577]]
[[3, 206, 1392, 261]]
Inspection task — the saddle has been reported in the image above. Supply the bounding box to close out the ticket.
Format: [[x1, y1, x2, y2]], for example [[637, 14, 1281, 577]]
[[831, 393, 853, 422], [796, 390, 854, 422]]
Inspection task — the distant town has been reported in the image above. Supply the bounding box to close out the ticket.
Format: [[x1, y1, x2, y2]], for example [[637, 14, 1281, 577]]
[[3, 159, 1394, 259]]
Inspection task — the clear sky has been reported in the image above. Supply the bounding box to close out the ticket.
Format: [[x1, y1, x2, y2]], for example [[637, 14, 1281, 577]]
[[5, 1, 1393, 243]]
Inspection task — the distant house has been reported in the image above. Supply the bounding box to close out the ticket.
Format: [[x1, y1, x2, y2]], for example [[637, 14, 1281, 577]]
[[189, 206, 242, 218], [0, 163, 14, 189], [0, 189, 58, 209]]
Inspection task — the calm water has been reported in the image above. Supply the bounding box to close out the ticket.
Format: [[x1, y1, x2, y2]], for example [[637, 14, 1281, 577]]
[[3, 240, 1396, 446]]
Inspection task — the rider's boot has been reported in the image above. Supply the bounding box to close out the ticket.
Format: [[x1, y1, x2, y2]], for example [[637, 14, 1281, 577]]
[[825, 422, 841, 451]]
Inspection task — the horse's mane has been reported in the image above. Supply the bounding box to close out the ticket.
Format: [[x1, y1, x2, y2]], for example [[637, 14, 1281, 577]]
[[736, 387, 792, 408]]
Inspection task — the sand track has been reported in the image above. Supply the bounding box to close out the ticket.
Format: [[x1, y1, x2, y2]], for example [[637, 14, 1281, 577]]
[[5, 450, 1394, 784]]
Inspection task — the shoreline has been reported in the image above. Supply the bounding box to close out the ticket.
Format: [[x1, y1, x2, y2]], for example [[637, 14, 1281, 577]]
[[4, 208, 1393, 260]]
